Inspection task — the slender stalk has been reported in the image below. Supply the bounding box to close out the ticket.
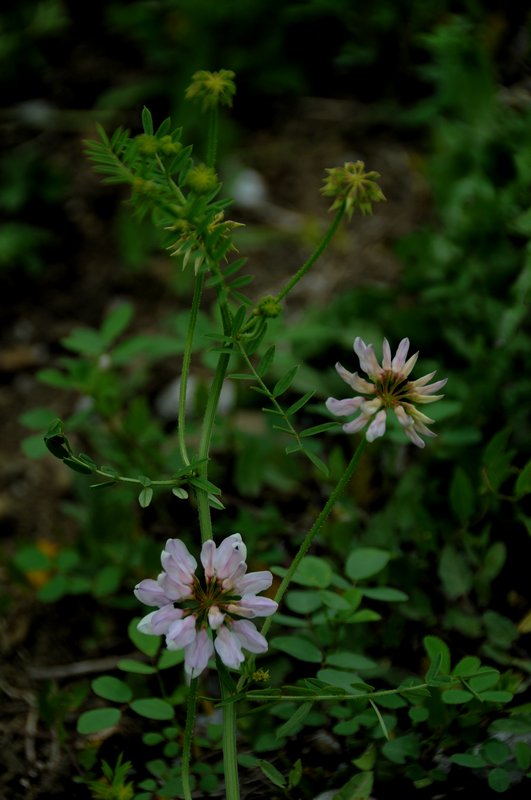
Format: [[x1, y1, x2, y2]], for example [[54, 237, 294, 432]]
[[243, 683, 431, 703], [237, 342, 304, 448], [261, 437, 368, 640], [181, 677, 198, 800], [195, 350, 232, 543], [275, 203, 345, 302], [178, 272, 205, 466], [220, 674, 240, 800]]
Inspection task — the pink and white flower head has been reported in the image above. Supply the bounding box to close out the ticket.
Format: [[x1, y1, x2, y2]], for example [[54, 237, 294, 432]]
[[134, 534, 277, 677], [326, 337, 447, 448]]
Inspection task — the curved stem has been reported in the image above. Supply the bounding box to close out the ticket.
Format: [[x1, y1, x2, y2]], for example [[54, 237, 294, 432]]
[[178, 272, 205, 466], [261, 437, 368, 640], [181, 677, 198, 800], [275, 203, 345, 303]]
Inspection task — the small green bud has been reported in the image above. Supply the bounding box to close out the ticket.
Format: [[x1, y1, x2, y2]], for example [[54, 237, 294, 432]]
[[159, 135, 182, 157], [137, 134, 159, 156], [132, 177, 157, 196], [185, 163, 219, 194], [253, 668, 270, 683], [185, 69, 236, 111], [254, 295, 282, 318], [321, 161, 385, 219]]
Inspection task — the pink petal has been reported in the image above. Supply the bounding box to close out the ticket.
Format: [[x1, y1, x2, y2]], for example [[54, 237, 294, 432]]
[[228, 595, 278, 618], [401, 351, 419, 377], [342, 415, 370, 434], [184, 629, 214, 677], [335, 363, 375, 394], [394, 404, 414, 429], [159, 572, 194, 602], [326, 396, 364, 416], [163, 539, 197, 572], [366, 409, 387, 442], [232, 620, 268, 654], [214, 625, 244, 669], [150, 605, 184, 635], [137, 610, 158, 635], [221, 560, 247, 589], [403, 427, 426, 448], [213, 534, 247, 580], [232, 570, 273, 595], [166, 614, 197, 649], [391, 338, 410, 371], [354, 338, 382, 377], [161, 540, 197, 587], [200, 540, 216, 580], [208, 606, 226, 630], [134, 578, 171, 607], [382, 338, 392, 369]]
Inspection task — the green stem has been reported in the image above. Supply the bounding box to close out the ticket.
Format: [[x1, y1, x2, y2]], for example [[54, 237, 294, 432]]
[[181, 677, 198, 800], [261, 437, 367, 640], [237, 342, 303, 447], [275, 203, 345, 303], [195, 350, 232, 543], [206, 107, 219, 169], [243, 683, 430, 704], [178, 272, 205, 466], [220, 674, 240, 800]]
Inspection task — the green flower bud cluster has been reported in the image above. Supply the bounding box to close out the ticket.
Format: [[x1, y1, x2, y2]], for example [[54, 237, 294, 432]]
[[185, 164, 219, 195], [185, 69, 236, 111], [254, 295, 282, 319], [321, 161, 385, 219], [137, 134, 183, 158]]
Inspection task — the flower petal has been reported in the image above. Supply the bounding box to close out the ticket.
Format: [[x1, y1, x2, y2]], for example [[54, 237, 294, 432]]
[[150, 605, 184, 635], [214, 625, 244, 669], [228, 594, 278, 618], [391, 338, 410, 371], [342, 415, 370, 434], [213, 533, 247, 580], [366, 409, 387, 442], [232, 619, 268, 654], [208, 605, 226, 630], [232, 570, 273, 595], [382, 338, 392, 369], [335, 363, 375, 394], [158, 572, 194, 602], [326, 396, 364, 417], [134, 578, 171, 608], [354, 337, 382, 377], [200, 540, 216, 580], [167, 614, 197, 649], [184, 629, 214, 677]]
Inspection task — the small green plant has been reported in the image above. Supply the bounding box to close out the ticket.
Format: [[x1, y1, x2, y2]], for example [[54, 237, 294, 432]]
[[6, 33, 526, 794]]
